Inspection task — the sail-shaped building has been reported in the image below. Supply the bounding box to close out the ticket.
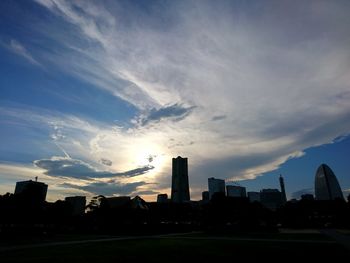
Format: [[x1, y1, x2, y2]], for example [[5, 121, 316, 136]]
[[315, 164, 343, 200]]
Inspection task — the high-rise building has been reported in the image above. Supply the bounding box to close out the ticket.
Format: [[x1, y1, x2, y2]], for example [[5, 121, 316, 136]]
[[202, 191, 210, 201], [247, 191, 261, 203], [208, 177, 225, 199], [279, 175, 287, 204], [14, 179, 48, 202], [226, 185, 246, 198], [157, 193, 169, 203], [171, 156, 190, 203], [65, 196, 86, 216], [260, 189, 282, 210], [315, 163, 344, 200]]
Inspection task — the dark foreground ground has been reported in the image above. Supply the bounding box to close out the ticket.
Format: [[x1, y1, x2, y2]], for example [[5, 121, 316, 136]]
[[1, 230, 349, 262]]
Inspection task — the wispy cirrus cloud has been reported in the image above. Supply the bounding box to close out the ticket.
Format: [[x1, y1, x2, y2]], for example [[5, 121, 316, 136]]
[[1, 1, 350, 200], [7, 39, 41, 66]]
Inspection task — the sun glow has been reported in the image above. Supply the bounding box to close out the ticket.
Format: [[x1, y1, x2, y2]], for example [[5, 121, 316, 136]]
[[133, 146, 165, 169]]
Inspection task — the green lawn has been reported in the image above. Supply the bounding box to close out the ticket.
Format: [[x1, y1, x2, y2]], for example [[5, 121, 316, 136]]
[[180, 231, 333, 241], [1, 236, 349, 262]]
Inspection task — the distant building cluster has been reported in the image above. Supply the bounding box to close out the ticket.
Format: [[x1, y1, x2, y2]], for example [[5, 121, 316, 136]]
[[1, 158, 349, 237], [158, 156, 292, 211], [154, 158, 345, 211], [9, 156, 346, 214]]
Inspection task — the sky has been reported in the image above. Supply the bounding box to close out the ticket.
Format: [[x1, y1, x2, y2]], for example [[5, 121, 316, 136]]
[[0, 0, 349, 202]]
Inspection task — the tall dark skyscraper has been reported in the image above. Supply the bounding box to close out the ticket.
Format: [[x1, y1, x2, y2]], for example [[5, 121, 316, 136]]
[[279, 174, 287, 204], [315, 163, 344, 200], [171, 156, 190, 203]]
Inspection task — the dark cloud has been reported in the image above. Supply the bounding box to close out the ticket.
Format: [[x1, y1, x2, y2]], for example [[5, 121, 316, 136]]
[[100, 158, 112, 166], [121, 166, 155, 177], [291, 188, 314, 199], [138, 103, 195, 126], [147, 155, 156, 163], [34, 157, 154, 179], [60, 181, 146, 196], [212, 115, 227, 121]]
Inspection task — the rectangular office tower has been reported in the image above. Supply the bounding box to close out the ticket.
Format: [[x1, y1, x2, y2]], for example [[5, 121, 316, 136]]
[[248, 191, 261, 202], [171, 156, 190, 203], [226, 185, 246, 198], [260, 189, 283, 210], [14, 179, 48, 202], [208, 177, 226, 199]]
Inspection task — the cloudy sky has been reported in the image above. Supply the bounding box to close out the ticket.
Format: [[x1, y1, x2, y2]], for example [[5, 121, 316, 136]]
[[0, 0, 349, 202]]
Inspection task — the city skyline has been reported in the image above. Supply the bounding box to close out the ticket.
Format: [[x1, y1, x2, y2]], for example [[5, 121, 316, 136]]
[[2, 158, 348, 204], [1, 0, 350, 202]]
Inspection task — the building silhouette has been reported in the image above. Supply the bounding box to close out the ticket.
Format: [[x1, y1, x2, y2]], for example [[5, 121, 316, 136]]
[[14, 179, 48, 203], [279, 175, 287, 204], [226, 185, 246, 198], [106, 196, 131, 208], [202, 191, 209, 201], [301, 194, 314, 201], [208, 177, 225, 199], [260, 189, 282, 210], [171, 156, 190, 203], [157, 193, 168, 203], [65, 196, 86, 216], [247, 191, 260, 202], [315, 163, 344, 200]]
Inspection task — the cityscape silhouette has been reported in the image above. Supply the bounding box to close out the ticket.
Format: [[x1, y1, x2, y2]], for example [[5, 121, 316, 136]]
[[1, 0, 350, 261], [1, 157, 350, 261]]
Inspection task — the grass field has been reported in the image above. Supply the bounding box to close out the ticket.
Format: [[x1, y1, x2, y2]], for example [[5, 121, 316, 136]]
[[1, 232, 349, 262]]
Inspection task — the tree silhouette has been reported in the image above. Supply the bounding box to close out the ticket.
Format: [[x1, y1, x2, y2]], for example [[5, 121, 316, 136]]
[[86, 195, 106, 212]]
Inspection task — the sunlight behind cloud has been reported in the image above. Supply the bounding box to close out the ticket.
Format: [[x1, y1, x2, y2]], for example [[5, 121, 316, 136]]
[[1, 0, 349, 200]]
